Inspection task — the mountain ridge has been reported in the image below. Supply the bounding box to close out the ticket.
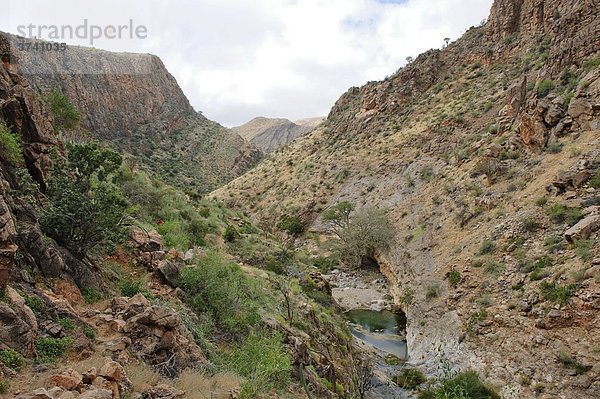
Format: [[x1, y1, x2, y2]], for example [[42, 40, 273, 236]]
[[3, 32, 262, 191]]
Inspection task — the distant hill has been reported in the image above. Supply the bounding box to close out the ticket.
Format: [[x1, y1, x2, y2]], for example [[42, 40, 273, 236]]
[[232, 116, 324, 153]]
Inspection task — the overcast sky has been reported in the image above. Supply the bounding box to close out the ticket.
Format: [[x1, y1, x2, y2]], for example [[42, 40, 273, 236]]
[[1, 0, 493, 127]]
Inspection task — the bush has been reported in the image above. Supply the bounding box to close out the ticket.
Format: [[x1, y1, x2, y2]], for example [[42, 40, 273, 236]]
[[35, 337, 73, 364], [583, 55, 600, 71], [0, 122, 23, 166], [541, 280, 578, 306], [537, 80, 555, 98], [589, 171, 600, 189], [0, 380, 9, 394], [120, 279, 147, 298], [547, 203, 582, 225], [536, 197, 548, 207], [40, 142, 127, 257], [223, 225, 240, 242], [395, 368, 426, 390], [448, 270, 461, 287], [478, 240, 496, 255], [180, 251, 262, 333], [1, 348, 24, 371], [228, 332, 291, 398], [42, 89, 81, 133], [418, 371, 500, 399], [82, 287, 104, 304], [23, 294, 46, 316], [57, 317, 76, 331], [277, 215, 304, 237], [575, 239, 594, 260]]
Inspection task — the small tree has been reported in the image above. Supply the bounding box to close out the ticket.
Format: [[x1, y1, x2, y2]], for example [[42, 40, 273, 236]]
[[277, 214, 304, 237], [40, 142, 127, 257], [42, 89, 81, 134], [125, 157, 137, 179], [322, 202, 393, 267]]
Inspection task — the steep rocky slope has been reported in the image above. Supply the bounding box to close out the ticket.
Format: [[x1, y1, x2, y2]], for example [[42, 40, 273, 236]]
[[233, 116, 323, 153], [3, 33, 261, 191], [213, 0, 600, 397]]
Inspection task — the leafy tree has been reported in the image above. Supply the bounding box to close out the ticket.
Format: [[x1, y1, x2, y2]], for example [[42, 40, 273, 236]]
[[42, 89, 81, 133], [277, 214, 304, 237], [40, 142, 128, 257], [322, 202, 393, 267]]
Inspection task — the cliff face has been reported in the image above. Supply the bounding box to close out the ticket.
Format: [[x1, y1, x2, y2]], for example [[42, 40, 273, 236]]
[[233, 116, 323, 153], [213, 0, 600, 397], [4, 34, 262, 191]]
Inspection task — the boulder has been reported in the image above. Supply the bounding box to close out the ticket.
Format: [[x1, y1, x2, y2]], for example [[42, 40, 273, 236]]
[[564, 215, 600, 243], [16, 388, 54, 399], [98, 359, 122, 382], [0, 287, 38, 356], [568, 97, 593, 119], [156, 260, 182, 287], [516, 114, 548, 148], [47, 368, 83, 391], [82, 367, 97, 384], [147, 230, 164, 252]]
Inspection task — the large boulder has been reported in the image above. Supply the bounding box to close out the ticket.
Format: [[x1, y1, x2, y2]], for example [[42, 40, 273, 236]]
[[516, 113, 548, 149], [0, 287, 38, 356], [156, 259, 182, 287], [564, 215, 600, 243]]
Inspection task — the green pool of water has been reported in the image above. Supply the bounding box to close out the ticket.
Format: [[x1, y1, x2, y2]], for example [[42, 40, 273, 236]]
[[345, 309, 407, 360]]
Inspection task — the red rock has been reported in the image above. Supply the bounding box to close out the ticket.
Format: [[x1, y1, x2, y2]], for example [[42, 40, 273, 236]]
[[47, 368, 83, 391]]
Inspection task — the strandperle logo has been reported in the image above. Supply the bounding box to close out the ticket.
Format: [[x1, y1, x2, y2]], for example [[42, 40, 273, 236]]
[[16, 19, 148, 46]]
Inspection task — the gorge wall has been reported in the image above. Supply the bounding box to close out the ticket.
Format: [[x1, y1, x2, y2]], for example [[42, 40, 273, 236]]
[[213, 0, 600, 397], [4, 33, 261, 191]]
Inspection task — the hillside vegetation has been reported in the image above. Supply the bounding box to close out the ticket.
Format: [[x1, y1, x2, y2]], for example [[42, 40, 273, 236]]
[[212, 1, 600, 397]]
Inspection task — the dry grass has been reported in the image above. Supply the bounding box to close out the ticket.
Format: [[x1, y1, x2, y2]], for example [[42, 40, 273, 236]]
[[125, 361, 166, 392], [174, 369, 241, 399]]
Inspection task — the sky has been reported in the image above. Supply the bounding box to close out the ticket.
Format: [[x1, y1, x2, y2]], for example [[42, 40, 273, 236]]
[[0, 0, 493, 127]]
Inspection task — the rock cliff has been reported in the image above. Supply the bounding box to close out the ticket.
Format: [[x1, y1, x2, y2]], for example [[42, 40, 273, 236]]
[[4, 33, 262, 191]]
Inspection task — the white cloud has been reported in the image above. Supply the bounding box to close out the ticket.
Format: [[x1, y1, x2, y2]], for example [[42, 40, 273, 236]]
[[0, 0, 493, 127]]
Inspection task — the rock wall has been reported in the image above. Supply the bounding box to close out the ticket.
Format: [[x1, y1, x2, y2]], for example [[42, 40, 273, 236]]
[[4, 33, 262, 191]]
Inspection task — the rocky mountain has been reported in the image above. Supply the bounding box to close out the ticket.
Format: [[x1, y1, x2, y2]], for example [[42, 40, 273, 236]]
[[3, 33, 261, 191], [232, 116, 323, 153], [213, 0, 600, 397]]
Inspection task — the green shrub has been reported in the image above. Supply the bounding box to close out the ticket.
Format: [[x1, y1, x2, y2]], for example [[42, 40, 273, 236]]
[[23, 294, 46, 316], [546, 203, 581, 225], [448, 271, 461, 288], [418, 371, 500, 399], [400, 287, 415, 305], [277, 215, 304, 237], [42, 89, 81, 133], [0, 379, 9, 394], [119, 279, 147, 298], [395, 368, 426, 390], [82, 288, 104, 304], [1, 348, 24, 371], [541, 280, 578, 306], [536, 197, 548, 207], [40, 142, 127, 258], [57, 317, 76, 331], [228, 332, 291, 398], [35, 337, 73, 364], [223, 225, 240, 242], [555, 349, 589, 374], [537, 80, 555, 98], [589, 170, 600, 189], [478, 240, 496, 255], [583, 55, 600, 71], [575, 239, 594, 260], [0, 122, 24, 166], [83, 327, 97, 340], [180, 251, 262, 333]]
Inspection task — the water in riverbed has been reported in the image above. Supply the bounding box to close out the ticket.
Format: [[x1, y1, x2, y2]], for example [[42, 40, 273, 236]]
[[345, 309, 407, 360]]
